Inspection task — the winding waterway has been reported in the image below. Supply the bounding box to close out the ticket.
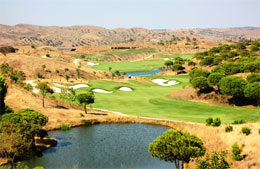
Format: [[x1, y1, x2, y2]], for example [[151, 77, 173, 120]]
[[26, 124, 174, 169]]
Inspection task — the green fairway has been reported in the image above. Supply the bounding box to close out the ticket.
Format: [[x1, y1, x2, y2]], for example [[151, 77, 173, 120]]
[[105, 49, 156, 55], [88, 60, 165, 73], [156, 53, 194, 60], [56, 75, 260, 124]]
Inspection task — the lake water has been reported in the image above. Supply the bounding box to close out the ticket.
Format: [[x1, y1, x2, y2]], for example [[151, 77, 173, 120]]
[[26, 124, 174, 169], [122, 68, 166, 77]]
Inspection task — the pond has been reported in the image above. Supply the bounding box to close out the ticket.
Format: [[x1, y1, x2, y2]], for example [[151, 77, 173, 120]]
[[122, 68, 166, 77], [26, 124, 174, 169]]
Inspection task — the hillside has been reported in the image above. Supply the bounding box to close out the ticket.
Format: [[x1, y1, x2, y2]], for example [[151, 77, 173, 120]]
[[0, 24, 259, 46]]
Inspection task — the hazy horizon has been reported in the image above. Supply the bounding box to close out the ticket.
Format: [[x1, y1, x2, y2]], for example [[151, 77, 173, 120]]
[[1, 0, 260, 29]]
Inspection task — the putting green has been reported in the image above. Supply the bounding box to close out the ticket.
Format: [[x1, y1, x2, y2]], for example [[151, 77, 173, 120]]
[[60, 75, 259, 124], [87, 60, 165, 73]]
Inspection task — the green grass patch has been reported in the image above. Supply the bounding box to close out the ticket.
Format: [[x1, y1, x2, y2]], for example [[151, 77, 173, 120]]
[[52, 75, 260, 124], [87, 60, 165, 73], [105, 49, 156, 55]]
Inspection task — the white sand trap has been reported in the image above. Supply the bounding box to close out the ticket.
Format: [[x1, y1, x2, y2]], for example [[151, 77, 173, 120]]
[[71, 84, 89, 89], [53, 83, 65, 88], [163, 58, 169, 60], [32, 88, 39, 94], [25, 80, 37, 87], [152, 79, 179, 86], [87, 62, 99, 66], [74, 59, 78, 64], [119, 87, 132, 92], [92, 89, 113, 93], [51, 87, 61, 93], [41, 55, 47, 58]]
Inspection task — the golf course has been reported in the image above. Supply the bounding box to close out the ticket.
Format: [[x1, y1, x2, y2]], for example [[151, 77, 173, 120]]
[[52, 74, 259, 124]]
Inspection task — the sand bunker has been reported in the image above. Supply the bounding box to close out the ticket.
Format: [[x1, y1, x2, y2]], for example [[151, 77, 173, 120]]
[[53, 83, 88, 90], [51, 87, 61, 93], [152, 79, 179, 86], [41, 55, 47, 58], [25, 80, 37, 87], [119, 87, 132, 91], [74, 59, 78, 64], [70, 84, 89, 89], [87, 62, 99, 66], [92, 89, 113, 93]]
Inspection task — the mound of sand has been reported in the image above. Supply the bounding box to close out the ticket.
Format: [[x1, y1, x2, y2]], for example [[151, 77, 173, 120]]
[[92, 89, 113, 93], [152, 79, 179, 86], [87, 62, 99, 66], [119, 87, 132, 92]]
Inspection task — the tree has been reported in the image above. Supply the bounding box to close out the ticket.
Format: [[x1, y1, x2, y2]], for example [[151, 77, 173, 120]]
[[36, 83, 54, 107], [149, 129, 206, 169], [189, 68, 210, 81], [196, 151, 230, 169], [232, 143, 244, 161], [246, 73, 260, 83], [76, 68, 81, 79], [207, 73, 225, 87], [65, 74, 70, 82], [77, 92, 95, 114], [164, 60, 173, 68], [218, 76, 247, 97], [244, 82, 260, 105], [109, 67, 112, 72], [0, 75, 8, 115], [172, 64, 184, 71], [200, 56, 214, 66], [192, 77, 209, 90]]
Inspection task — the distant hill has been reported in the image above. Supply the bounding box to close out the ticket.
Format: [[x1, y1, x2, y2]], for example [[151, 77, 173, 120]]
[[0, 24, 259, 46]]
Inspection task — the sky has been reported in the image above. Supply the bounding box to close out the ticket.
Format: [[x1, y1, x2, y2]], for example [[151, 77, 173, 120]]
[[0, 0, 260, 29]]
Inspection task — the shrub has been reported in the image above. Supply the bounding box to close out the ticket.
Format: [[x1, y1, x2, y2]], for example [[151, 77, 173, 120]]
[[207, 73, 225, 86], [244, 82, 260, 102], [259, 129, 260, 135], [192, 77, 209, 90], [37, 72, 43, 79], [196, 151, 230, 169], [61, 123, 71, 131], [212, 118, 221, 127], [200, 56, 214, 66], [225, 126, 233, 132], [219, 76, 247, 97], [246, 73, 260, 83], [172, 64, 184, 71], [164, 60, 173, 67], [80, 113, 84, 117], [232, 120, 246, 125], [205, 117, 213, 126], [241, 127, 251, 135], [46, 54, 51, 58], [232, 143, 244, 161], [189, 68, 210, 81]]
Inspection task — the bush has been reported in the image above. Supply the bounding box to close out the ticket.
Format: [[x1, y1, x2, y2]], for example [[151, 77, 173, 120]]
[[205, 117, 213, 126], [246, 73, 260, 83], [225, 126, 233, 132], [37, 72, 43, 79], [196, 151, 230, 169], [207, 73, 225, 86], [80, 113, 84, 117], [61, 123, 71, 131], [172, 64, 184, 71], [232, 120, 246, 125], [192, 77, 209, 90], [219, 76, 247, 97], [189, 68, 210, 81], [241, 127, 251, 135], [212, 118, 221, 127], [244, 82, 260, 102], [232, 143, 244, 161], [259, 129, 260, 135]]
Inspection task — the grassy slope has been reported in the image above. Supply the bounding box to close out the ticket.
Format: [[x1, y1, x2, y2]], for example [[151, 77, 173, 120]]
[[88, 60, 165, 73], [71, 75, 260, 124], [105, 49, 156, 55]]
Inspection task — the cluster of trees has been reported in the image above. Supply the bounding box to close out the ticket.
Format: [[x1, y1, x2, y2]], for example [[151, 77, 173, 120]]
[[111, 47, 136, 49], [149, 129, 230, 169], [194, 41, 260, 75], [164, 57, 185, 72], [0, 63, 26, 85], [190, 67, 260, 105], [0, 75, 48, 167]]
